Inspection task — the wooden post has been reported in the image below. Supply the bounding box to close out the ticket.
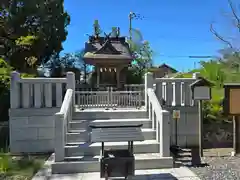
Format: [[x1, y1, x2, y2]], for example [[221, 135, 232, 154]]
[[233, 116, 240, 154], [175, 117, 178, 147], [97, 67, 100, 88], [236, 116, 240, 154], [199, 100, 203, 157], [233, 116, 236, 154], [116, 67, 120, 89]]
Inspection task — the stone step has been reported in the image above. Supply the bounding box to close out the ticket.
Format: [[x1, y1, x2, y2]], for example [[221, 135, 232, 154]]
[[65, 140, 159, 156], [69, 118, 152, 131], [73, 110, 148, 120], [52, 153, 173, 174], [67, 128, 156, 143]]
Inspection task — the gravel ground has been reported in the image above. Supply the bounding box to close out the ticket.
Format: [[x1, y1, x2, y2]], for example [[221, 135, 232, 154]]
[[190, 156, 240, 180], [187, 148, 240, 180]]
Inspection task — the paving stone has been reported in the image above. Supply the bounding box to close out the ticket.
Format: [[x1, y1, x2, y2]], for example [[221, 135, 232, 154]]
[[32, 154, 200, 180]]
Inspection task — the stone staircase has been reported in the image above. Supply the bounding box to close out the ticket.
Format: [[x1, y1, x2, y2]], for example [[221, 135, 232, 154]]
[[52, 110, 173, 174]]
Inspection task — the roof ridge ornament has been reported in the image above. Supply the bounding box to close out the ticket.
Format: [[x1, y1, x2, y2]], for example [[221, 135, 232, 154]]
[[103, 32, 112, 43]]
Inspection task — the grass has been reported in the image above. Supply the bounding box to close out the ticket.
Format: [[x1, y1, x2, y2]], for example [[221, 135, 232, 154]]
[[0, 152, 49, 180]]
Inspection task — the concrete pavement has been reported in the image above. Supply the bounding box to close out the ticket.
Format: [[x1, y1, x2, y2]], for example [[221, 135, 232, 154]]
[[32, 154, 200, 180]]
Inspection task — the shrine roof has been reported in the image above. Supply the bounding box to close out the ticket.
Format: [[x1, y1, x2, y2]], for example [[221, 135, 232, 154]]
[[158, 63, 178, 73], [83, 36, 133, 60]]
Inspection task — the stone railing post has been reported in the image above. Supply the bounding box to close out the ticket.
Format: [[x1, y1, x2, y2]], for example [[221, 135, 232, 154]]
[[66, 72, 75, 107], [10, 71, 20, 108], [144, 72, 153, 109], [159, 110, 171, 157], [192, 72, 201, 79], [54, 113, 65, 161]]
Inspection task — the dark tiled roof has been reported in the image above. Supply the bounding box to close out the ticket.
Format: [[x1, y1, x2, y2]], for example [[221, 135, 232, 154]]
[[158, 63, 178, 72], [84, 36, 133, 60]]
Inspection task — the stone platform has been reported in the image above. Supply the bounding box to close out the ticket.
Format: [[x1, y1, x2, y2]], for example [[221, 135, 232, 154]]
[[32, 154, 200, 180]]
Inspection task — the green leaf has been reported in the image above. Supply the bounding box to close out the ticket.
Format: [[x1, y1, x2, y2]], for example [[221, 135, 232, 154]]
[[15, 36, 38, 46]]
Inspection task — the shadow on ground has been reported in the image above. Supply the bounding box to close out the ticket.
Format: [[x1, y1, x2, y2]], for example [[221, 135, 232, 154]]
[[87, 173, 178, 180], [48, 173, 178, 180], [171, 147, 209, 168]]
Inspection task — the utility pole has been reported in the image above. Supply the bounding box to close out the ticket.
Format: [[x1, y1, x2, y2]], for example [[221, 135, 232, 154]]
[[129, 12, 135, 41], [129, 12, 143, 41]]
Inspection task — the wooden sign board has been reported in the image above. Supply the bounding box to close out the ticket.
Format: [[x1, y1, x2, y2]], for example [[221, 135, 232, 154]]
[[229, 89, 240, 114], [193, 86, 211, 100], [223, 83, 240, 115], [189, 78, 213, 100]]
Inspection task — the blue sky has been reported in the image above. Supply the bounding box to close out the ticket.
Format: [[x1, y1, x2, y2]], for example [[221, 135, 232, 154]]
[[63, 0, 236, 71]]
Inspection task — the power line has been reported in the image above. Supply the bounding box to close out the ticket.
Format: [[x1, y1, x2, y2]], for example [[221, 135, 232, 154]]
[[128, 12, 220, 59], [130, 13, 213, 25], [142, 16, 212, 25], [153, 35, 218, 42], [154, 54, 218, 59], [128, 13, 219, 42]]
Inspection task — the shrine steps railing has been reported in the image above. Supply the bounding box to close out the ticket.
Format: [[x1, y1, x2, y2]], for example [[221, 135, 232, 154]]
[[147, 88, 171, 157], [55, 89, 74, 162]]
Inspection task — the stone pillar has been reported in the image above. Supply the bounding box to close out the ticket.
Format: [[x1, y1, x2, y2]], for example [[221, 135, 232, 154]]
[[144, 72, 154, 109], [55, 113, 65, 161], [66, 72, 75, 107], [192, 72, 201, 79], [10, 71, 20, 108], [159, 110, 171, 157]]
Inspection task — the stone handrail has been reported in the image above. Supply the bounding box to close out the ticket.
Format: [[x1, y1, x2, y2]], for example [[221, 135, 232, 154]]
[[10, 71, 75, 109], [147, 88, 170, 157], [54, 89, 73, 161]]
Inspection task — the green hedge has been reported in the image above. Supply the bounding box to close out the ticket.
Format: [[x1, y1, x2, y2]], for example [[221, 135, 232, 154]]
[[0, 58, 35, 122]]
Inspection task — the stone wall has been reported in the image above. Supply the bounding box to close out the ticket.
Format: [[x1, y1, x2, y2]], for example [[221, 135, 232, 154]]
[[9, 108, 59, 154], [203, 122, 233, 148]]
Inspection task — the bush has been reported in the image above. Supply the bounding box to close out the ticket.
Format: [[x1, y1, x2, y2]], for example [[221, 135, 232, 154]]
[[0, 58, 36, 121], [0, 58, 36, 149], [0, 59, 12, 123], [126, 68, 143, 84]]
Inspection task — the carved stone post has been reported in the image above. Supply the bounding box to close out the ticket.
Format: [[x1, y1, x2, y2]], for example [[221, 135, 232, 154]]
[[144, 72, 153, 109]]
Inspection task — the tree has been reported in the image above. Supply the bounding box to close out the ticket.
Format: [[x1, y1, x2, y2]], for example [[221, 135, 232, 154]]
[[127, 29, 154, 79], [210, 0, 240, 51], [210, 0, 240, 81], [199, 60, 226, 88], [0, 0, 70, 73], [47, 50, 91, 80]]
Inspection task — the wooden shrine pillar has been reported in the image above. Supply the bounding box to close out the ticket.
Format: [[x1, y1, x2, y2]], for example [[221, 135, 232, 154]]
[[116, 66, 125, 89], [116, 68, 120, 89], [97, 67, 100, 88]]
